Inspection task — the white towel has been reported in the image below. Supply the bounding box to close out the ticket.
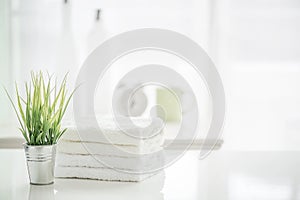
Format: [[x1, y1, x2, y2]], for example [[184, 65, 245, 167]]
[[57, 117, 165, 182], [55, 166, 158, 182], [62, 116, 164, 146], [56, 152, 165, 173], [57, 140, 163, 157]]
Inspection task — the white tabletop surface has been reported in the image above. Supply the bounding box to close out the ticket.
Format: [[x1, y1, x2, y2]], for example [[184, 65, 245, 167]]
[[1, 149, 300, 200]]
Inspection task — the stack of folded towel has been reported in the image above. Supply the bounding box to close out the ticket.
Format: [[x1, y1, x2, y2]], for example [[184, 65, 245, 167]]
[[55, 117, 165, 182]]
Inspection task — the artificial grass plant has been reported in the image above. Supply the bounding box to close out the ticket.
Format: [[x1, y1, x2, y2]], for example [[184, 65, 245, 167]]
[[5, 71, 76, 145]]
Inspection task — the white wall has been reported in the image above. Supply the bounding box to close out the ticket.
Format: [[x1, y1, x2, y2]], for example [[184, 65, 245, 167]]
[[3, 0, 300, 151], [0, 0, 13, 123], [0, 0, 212, 139], [212, 0, 300, 150]]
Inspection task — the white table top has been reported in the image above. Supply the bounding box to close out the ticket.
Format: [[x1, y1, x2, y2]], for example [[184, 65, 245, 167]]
[[1, 149, 300, 200]]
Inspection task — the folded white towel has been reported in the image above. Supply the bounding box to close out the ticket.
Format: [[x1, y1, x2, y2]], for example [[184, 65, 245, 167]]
[[57, 140, 163, 157], [56, 152, 165, 173], [55, 166, 158, 182], [57, 117, 165, 182], [62, 116, 164, 146]]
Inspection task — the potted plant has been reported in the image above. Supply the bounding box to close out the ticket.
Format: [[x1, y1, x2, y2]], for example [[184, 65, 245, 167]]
[[5, 71, 76, 185]]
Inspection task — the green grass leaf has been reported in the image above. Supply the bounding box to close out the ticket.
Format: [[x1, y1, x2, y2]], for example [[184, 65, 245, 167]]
[[4, 71, 76, 145]]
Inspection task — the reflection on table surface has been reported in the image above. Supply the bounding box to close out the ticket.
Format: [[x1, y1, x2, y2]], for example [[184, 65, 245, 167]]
[[2, 150, 300, 200]]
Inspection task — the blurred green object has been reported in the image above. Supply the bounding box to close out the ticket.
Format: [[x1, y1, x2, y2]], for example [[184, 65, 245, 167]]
[[156, 88, 181, 122]]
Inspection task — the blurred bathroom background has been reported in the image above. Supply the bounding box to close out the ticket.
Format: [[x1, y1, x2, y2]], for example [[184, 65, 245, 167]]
[[1, 0, 300, 151]]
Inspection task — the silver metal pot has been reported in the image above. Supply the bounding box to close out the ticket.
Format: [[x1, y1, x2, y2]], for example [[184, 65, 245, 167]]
[[24, 144, 56, 185]]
